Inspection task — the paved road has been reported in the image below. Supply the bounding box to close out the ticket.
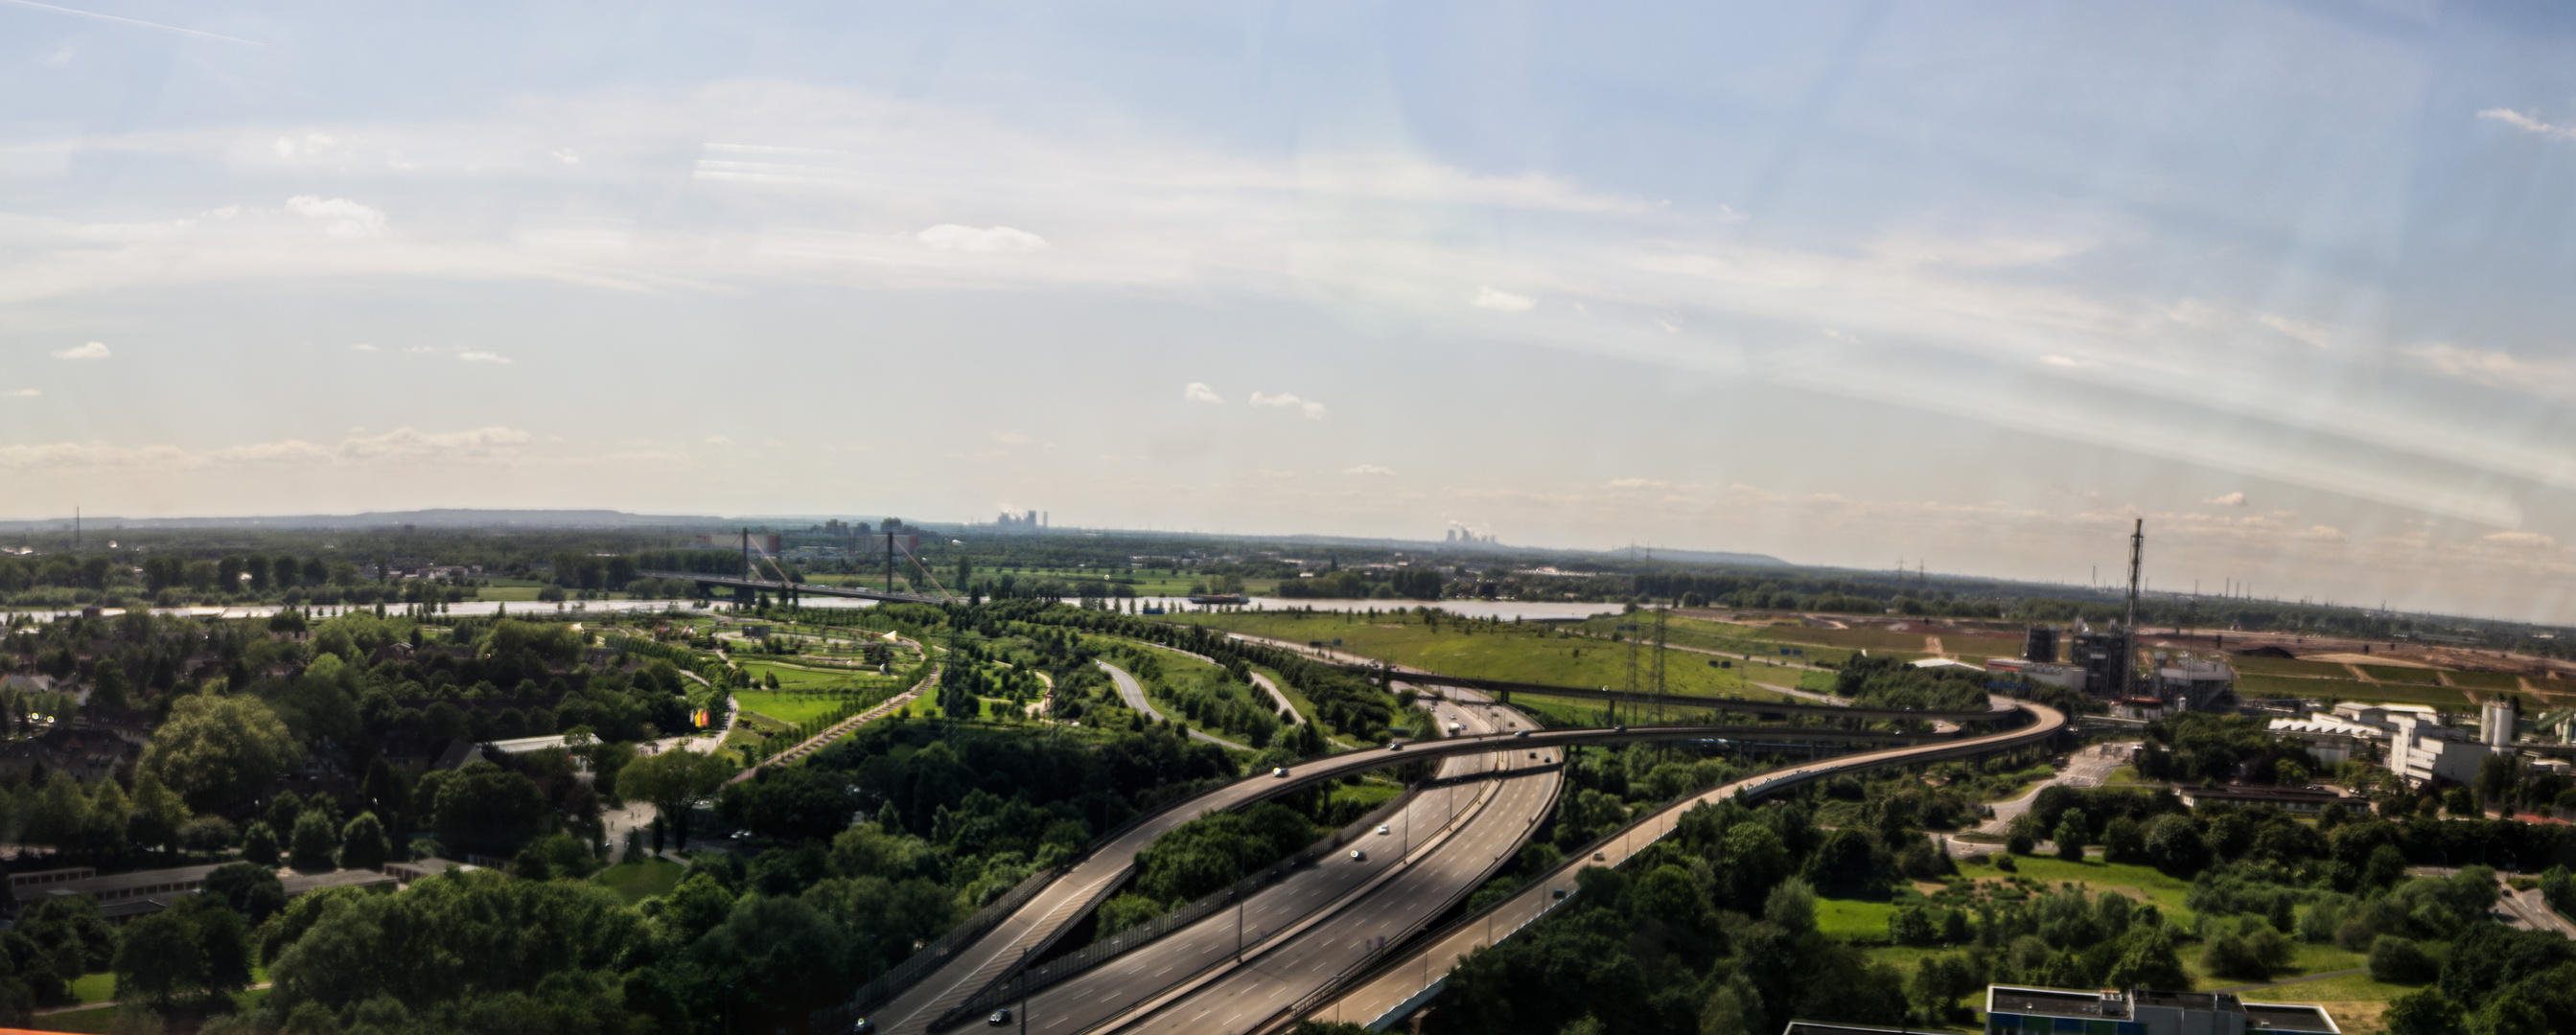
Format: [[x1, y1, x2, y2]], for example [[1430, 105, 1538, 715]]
[[1298, 694, 2070, 1032], [1100, 660, 1248, 750], [856, 709, 1618, 1035], [1116, 746, 1558, 1035], [1973, 741, 2127, 837], [1001, 695, 1548, 1035]]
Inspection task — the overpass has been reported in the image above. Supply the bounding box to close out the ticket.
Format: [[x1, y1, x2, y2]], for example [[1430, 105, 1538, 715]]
[[814, 698, 2060, 1035], [1252, 695, 2071, 1035], [635, 569, 946, 606]]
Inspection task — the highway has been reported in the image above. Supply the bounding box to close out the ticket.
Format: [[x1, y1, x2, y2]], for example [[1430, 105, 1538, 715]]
[[832, 672, 2046, 1035], [986, 694, 1552, 1035], [1285, 694, 2070, 1033]]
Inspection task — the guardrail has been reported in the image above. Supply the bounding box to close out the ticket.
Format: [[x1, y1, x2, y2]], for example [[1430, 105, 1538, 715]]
[[1251, 699, 2070, 1034], [803, 741, 1390, 1032], [931, 782, 1433, 1029], [809, 860, 1065, 1033]]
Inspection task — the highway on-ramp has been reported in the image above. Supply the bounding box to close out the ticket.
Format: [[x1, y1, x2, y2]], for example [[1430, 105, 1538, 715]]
[[838, 666, 2049, 1035], [1284, 695, 2070, 1033]]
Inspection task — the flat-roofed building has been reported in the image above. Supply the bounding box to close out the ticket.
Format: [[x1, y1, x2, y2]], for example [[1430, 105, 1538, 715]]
[[2173, 784, 2361, 816], [383, 858, 477, 883], [10, 866, 96, 889], [1984, 985, 2339, 1035]]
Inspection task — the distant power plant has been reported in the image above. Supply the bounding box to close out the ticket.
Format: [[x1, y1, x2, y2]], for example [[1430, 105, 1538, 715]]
[[991, 510, 1049, 530]]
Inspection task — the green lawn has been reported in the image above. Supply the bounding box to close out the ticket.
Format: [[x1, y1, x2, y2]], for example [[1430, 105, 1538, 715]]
[[2233, 674, 2472, 709], [594, 858, 689, 903], [1162, 610, 1794, 704], [1959, 855, 2202, 925], [2442, 670, 2523, 692], [1815, 897, 1902, 941], [734, 690, 865, 724], [71, 972, 114, 1004], [2357, 665, 2446, 686], [2228, 656, 2366, 678]]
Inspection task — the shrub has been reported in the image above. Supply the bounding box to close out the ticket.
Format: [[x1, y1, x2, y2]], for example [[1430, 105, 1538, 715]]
[[2368, 935, 2435, 984]]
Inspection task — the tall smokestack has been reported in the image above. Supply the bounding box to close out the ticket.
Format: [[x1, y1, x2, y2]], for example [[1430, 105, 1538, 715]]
[[2123, 518, 2143, 700]]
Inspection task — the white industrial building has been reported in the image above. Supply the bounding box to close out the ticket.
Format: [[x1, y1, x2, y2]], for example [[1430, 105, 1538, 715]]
[[2265, 701, 2516, 788]]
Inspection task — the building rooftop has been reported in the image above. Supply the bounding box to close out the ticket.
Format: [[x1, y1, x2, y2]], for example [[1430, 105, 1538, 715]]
[[2134, 989, 2241, 1013], [2242, 1002, 2342, 1033], [2176, 784, 2355, 805], [39, 863, 227, 899], [282, 869, 398, 897], [1988, 986, 2130, 1019]]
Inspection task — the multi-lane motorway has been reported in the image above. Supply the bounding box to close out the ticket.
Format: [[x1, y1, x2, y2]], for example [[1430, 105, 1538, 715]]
[[841, 670, 2060, 1035]]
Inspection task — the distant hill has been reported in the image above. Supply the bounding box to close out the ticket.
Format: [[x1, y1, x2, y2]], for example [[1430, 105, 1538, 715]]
[[0, 509, 727, 531]]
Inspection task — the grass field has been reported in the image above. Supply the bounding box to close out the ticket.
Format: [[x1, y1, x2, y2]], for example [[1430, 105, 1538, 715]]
[[594, 858, 688, 903], [2443, 670, 2524, 692], [1956, 855, 2202, 925], [1161, 610, 1796, 704], [1815, 897, 1904, 940], [2232, 674, 2473, 709], [2358, 664, 2445, 685], [732, 690, 861, 724], [2229, 656, 2365, 678]]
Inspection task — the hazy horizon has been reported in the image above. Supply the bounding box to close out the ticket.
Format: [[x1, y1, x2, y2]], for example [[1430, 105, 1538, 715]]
[[10, 2, 2576, 622]]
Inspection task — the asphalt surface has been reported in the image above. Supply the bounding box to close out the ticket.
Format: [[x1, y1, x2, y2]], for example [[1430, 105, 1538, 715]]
[[1002, 699, 1551, 1035], [1099, 659, 1248, 750], [856, 669, 2047, 1035], [1301, 694, 2070, 1032]]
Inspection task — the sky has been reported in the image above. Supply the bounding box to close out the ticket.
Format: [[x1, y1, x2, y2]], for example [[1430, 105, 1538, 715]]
[[6, 0, 2576, 621]]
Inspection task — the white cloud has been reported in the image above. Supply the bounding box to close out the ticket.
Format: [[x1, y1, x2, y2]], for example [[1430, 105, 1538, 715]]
[[1472, 286, 1535, 311], [1608, 478, 1672, 490], [286, 195, 386, 239], [274, 133, 338, 159], [1183, 381, 1224, 404], [2203, 492, 2247, 507], [2406, 342, 2576, 396], [705, 436, 731, 445], [918, 224, 1048, 253], [350, 343, 378, 352], [456, 351, 512, 364], [0, 426, 531, 470], [2, 389, 37, 398], [991, 432, 1032, 445], [2039, 355, 2091, 368], [2477, 107, 2576, 141], [52, 341, 109, 360], [2291, 524, 2347, 542], [2482, 531, 2556, 549], [1344, 464, 1396, 476], [2257, 313, 2332, 350], [549, 149, 581, 164], [1249, 391, 1326, 419]]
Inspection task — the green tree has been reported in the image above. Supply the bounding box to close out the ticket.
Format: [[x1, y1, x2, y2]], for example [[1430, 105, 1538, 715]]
[[110, 909, 205, 1004], [290, 810, 337, 870], [616, 748, 731, 851], [339, 812, 391, 870], [140, 695, 302, 812], [204, 863, 287, 923], [2101, 816, 2147, 863], [90, 658, 130, 712], [242, 821, 280, 866], [2369, 935, 2435, 983], [2382, 989, 2462, 1035], [2054, 814, 2088, 862], [1764, 876, 1817, 933], [127, 770, 190, 856], [429, 762, 550, 857]]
